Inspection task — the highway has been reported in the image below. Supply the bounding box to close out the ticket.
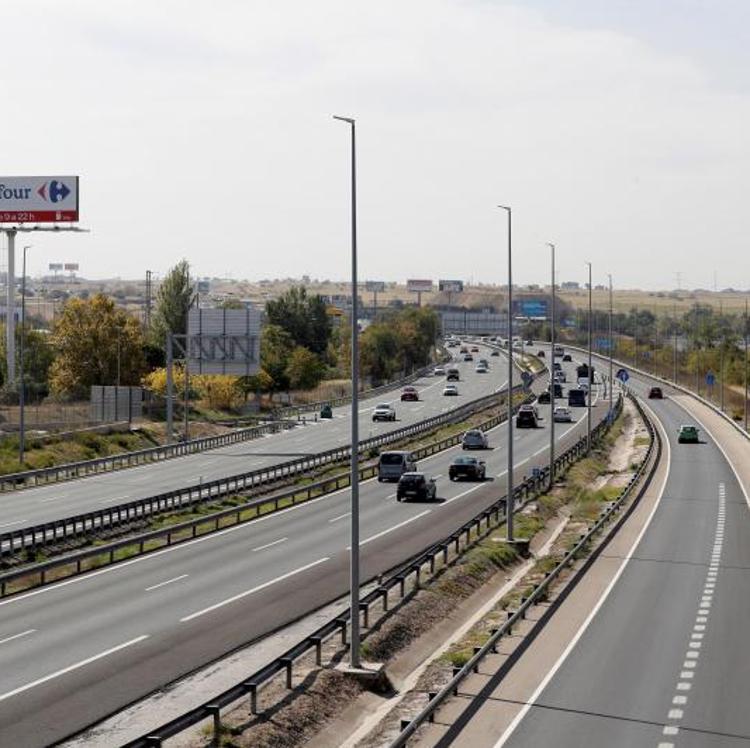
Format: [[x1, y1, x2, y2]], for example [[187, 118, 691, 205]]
[[0, 353, 609, 747], [0, 346, 508, 533], [433, 354, 750, 748]]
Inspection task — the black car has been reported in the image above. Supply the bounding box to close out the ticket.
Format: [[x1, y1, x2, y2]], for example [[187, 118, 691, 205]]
[[537, 350, 546, 358], [648, 387, 664, 399], [396, 472, 437, 501], [491, 350, 500, 356], [449, 456, 487, 481], [516, 405, 540, 428], [562, 354, 572, 362], [537, 391, 551, 404]]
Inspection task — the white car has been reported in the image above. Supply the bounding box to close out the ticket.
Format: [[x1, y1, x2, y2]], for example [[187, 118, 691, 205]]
[[443, 384, 459, 396], [475, 363, 489, 373], [372, 403, 396, 422], [433, 366, 446, 376], [554, 370, 566, 382], [553, 406, 573, 423]]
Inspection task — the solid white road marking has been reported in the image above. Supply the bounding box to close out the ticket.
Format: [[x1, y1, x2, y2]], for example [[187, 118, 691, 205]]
[[145, 574, 189, 592], [251, 537, 288, 553], [180, 557, 329, 622], [0, 629, 36, 646], [0, 635, 149, 704]]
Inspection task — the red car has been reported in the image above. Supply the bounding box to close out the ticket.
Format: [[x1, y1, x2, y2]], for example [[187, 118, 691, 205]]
[[401, 386, 419, 402]]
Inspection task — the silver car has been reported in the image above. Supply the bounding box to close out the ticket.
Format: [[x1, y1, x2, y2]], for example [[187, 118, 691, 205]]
[[553, 406, 573, 422], [462, 429, 488, 449]]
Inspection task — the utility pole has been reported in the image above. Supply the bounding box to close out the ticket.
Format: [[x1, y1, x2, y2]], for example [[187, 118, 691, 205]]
[[547, 242, 555, 489], [586, 262, 592, 452], [720, 300, 725, 411], [608, 274, 614, 416], [673, 301, 678, 384], [499, 205, 514, 541]]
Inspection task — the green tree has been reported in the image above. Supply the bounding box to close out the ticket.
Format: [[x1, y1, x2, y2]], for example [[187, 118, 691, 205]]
[[265, 286, 331, 354], [49, 294, 146, 398], [286, 346, 326, 390], [260, 324, 294, 392], [150, 259, 192, 348]]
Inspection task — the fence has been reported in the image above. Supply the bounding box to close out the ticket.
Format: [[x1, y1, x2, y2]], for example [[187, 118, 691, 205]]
[[120, 394, 625, 747]]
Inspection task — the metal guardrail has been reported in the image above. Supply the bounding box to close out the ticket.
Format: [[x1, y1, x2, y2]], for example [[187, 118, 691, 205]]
[[389, 392, 657, 746], [0, 351, 458, 493], [118, 395, 622, 748], [0, 379, 536, 560]]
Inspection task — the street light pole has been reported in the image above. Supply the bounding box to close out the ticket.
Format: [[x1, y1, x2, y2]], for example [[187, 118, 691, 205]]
[[745, 298, 748, 432], [499, 205, 513, 541], [547, 242, 555, 489], [673, 301, 678, 384], [586, 262, 592, 451], [334, 114, 361, 669], [19, 244, 31, 465], [608, 274, 613, 414]]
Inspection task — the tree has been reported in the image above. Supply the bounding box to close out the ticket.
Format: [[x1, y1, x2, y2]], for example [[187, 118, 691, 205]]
[[260, 324, 295, 392], [265, 286, 332, 354], [49, 294, 146, 398], [286, 346, 326, 390], [150, 259, 192, 349]]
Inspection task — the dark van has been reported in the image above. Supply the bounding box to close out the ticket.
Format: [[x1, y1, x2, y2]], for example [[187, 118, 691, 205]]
[[568, 388, 586, 407]]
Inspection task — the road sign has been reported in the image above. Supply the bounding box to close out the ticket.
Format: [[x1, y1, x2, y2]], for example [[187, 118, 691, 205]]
[[596, 338, 612, 350], [187, 307, 261, 376], [706, 372, 716, 386], [0, 176, 79, 222], [616, 368, 629, 383]]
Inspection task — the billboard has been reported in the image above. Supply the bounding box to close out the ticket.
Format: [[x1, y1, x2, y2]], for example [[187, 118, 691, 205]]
[[187, 307, 261, 376], [439, 280, 464, 293], [519, 300, 548, 317], [407, 279, 433, 293], [48, 263, 63, 271], [365, 281, 386, 293], [64, 262, 79, 271], [0, 176, 79, 223]]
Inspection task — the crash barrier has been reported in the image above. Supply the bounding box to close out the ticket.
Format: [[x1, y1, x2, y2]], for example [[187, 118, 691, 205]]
[[119, 395, 624, 748]]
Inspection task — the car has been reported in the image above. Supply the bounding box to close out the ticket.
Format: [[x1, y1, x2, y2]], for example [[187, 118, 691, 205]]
[[648, 386, 664, 399], [378, 451, 417, 481], [475, 363, 489, 373], [678, 425, 699, 444], [446, 367, 460, 382], [537, 350, 546, 358], [460, 346, 469, 354], [443, 384, 459, 396], [553, 406, 573, 422], [462, 429, 488, 449], [525, 339, 534, 346], [319, 404, 333, 419], [554, 346, 565, 357], [463, 353, 474, 362], [401, 386, 419, 402], [449, 456, 487, 481], [491, 350, 500, 356], [433, 366, 446, 376], [516, 404, 540, 428], [550, 382, 563, 397], [554, 370, 566, 383], [396, 472, 437, 501], [479, 358, 489, 366], [568, 388, 587, 407], [537, 391, 551, 404], [562, 354, 572, 362], [553, 362, 562, 371], [372, 403, 396, 421], [578, 380, 590, 392], [471, 346, 480, 352]]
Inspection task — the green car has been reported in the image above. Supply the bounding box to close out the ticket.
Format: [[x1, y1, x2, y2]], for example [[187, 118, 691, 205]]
[[677, 425, 699, 444], [320, 404, 333, 419]]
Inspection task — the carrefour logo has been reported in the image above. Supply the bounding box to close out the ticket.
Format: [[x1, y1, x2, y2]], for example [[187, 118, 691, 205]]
[[37, 180, 71, 203]]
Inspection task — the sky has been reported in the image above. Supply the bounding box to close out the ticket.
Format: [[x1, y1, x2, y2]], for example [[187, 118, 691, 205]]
[[2, 0, 749, 290]]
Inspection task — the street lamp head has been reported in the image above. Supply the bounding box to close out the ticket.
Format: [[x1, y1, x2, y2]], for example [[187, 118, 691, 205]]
[[497, 204, 511, 212], [333, 115, 355, 125]]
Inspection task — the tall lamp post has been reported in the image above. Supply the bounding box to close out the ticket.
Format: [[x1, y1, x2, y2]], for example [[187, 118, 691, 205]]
[[334, 114, 361, 669], [499, 205, 514, 541], [744, 298, 748, 432], [586, 262, 592, 451], [19, 244, 31, 464], [608, 274, 614, 414], [547, 242, 555, 489]]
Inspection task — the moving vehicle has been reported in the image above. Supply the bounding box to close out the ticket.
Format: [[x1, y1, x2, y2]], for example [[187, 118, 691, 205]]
[[568, 388, 587, 407], [372, 403, 396, 422], [648, 386, 664, 399], [553, 362, 562, 371], [446, 367, 460, 381], [463, 353, 474, 362], [537, 350, 546, 358], [678, 425, 700, 444], [475, 363, 489, 373], [577, 363, 594, 380], [319, 404, 333, 419], [554, 370, 566, 383], [471, 346, 480, 352], [516, 404, 540, 428], [525, 339, 534, 346], [553, 406, 573, 422], [400, 386, 419, 402], [443, 384, 459, 396], [460, 346, 469, 354], [554, 345, 565, 357], [562, 354, 572, 362], [537, 391, 551, 404], [462, 429, 488, 449], [491, 350, 500, 356], [433, 366, 446, 376], [449, 456, 486, 481], [378, 451, 417, 481], [396, 472, 437, 501]]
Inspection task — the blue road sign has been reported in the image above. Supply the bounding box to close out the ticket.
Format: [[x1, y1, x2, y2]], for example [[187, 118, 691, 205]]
[[706, 372, 716, 386], [616, 368, 629, 383], [596, 338, 611, 350]]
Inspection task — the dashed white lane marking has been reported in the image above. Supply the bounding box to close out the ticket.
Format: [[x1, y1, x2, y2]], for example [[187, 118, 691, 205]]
[[251, 537, 288, 552], [180, 557, 329, 622], [328, 512, 351, 523], [145, 574, 189, 592], [350, 511, 431, 549], [0, 629, 36, 646], [658, 482, 725, 745], [0, 634, 149, 704]]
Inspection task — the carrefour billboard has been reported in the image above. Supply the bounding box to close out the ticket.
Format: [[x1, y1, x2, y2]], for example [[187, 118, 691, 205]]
[[519, 300, 548, 317], [0, 176, 79, 223]]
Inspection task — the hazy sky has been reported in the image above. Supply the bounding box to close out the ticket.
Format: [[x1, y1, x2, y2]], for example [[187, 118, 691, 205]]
[[2, 0, 749, 290]]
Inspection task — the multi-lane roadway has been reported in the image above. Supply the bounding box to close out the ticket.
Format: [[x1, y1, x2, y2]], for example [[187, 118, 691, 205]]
[[0, 348, 610, 746]]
